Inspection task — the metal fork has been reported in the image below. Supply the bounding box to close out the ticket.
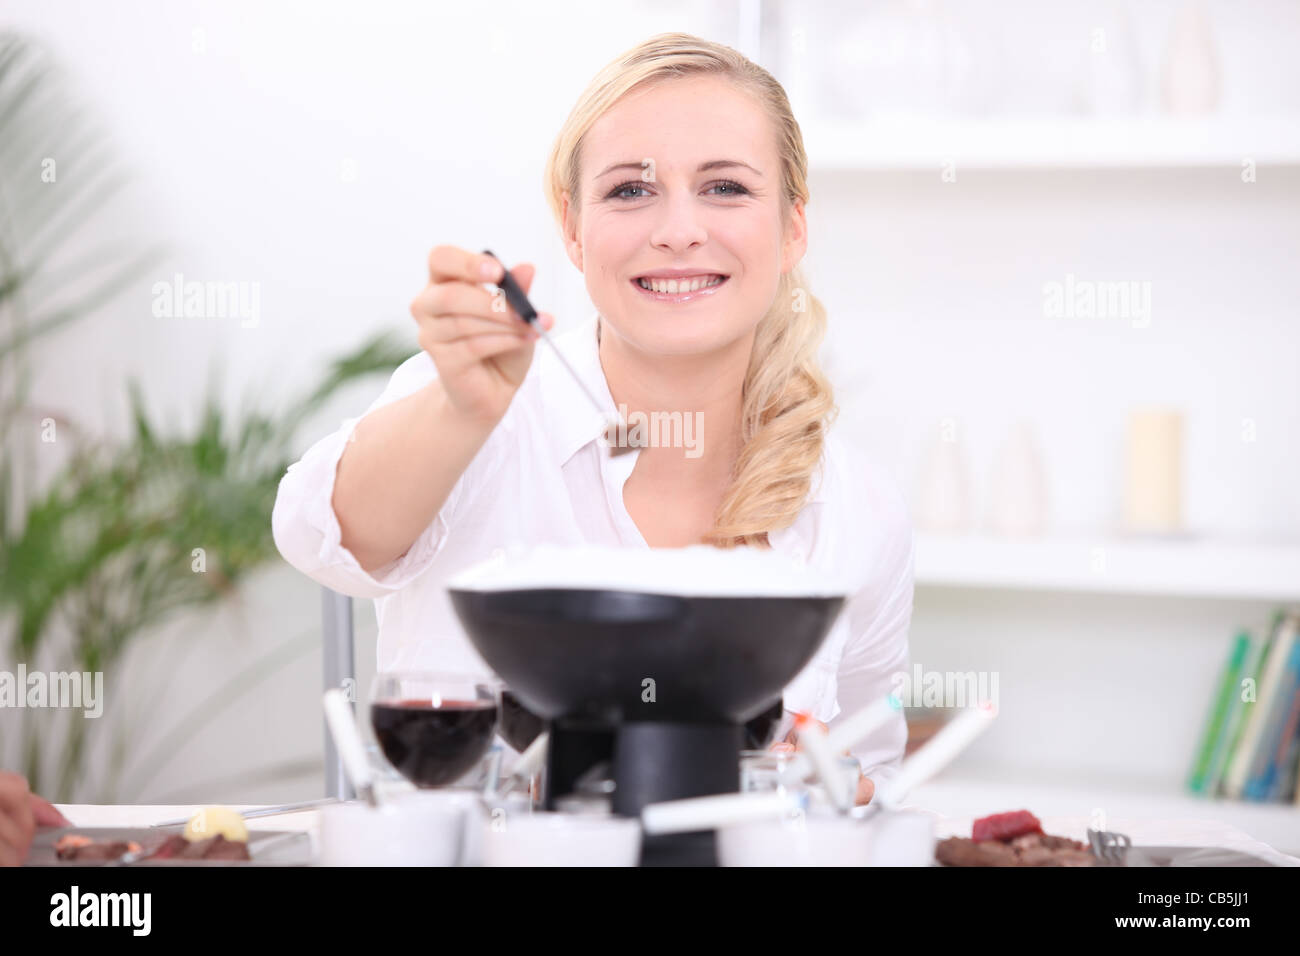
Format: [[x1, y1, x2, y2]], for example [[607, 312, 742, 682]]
[[1087, 828, 1132, 866]]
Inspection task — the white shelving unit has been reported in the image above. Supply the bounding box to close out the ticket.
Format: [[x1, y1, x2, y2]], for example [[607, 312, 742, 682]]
[[765, 8, 1300, 857], [914, 533, 1300, 602], [804, 114, 1300, 171]]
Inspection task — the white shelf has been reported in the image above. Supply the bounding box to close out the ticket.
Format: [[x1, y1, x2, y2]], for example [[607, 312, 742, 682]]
[[804, 114, 1300, 170], [910, 769, 1300, 858], [914, 532, 1300, 601]]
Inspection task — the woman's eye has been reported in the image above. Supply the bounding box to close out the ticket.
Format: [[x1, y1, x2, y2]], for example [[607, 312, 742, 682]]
[[610, 182, 651, 200], [708, 180, 750, 197], [607, 179, 751, 200]]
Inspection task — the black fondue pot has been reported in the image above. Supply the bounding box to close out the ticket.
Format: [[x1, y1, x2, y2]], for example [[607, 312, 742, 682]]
[[449, 583, 845, 866]]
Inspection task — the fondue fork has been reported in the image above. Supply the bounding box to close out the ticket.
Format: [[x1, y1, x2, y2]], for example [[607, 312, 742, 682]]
[[858, 703, 998, 819], [642, 703, 998, 832], [151, 798, 340, 829], [1087, 828, 1132, 866], [481, 250, 630, 456], [793, 713, 853, 812], [492, 731, 550, 799], [323, 688, 382, 808], [784, 696, 903, 784]]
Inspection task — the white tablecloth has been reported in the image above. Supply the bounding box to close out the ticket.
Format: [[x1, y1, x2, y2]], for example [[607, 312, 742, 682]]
[[52, 801, 1299, 866]]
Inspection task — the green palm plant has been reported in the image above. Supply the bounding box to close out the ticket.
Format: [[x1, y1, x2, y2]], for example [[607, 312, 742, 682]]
[[0, 31, 412, 800]]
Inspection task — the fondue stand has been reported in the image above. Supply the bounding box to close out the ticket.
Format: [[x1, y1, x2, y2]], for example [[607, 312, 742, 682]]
[[448, 545, 848, 866]]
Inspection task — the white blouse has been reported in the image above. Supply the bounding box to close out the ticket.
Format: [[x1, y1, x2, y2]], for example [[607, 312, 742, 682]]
[[271, 314, 915, 785]]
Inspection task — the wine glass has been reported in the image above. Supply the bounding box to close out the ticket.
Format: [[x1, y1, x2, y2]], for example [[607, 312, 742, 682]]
[[369, 672, 499, 788]]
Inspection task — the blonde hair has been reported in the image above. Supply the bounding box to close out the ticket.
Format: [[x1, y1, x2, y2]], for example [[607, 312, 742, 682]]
[[543, 32, 836, 549]]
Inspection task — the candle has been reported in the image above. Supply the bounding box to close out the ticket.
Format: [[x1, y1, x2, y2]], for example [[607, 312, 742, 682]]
[[1123, 409, 1183, 533]]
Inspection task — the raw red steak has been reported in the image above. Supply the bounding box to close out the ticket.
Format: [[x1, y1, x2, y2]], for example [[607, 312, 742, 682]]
[[972, 809, 1043, 842]]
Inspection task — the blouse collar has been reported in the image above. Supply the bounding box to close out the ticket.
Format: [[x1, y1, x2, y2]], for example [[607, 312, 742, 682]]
[[537, 312, 831, 510]]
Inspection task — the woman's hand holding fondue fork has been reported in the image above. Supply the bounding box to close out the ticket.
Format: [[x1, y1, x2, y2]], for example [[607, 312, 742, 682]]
[[332, 247, 556, 574], [411, 246, 556, 426]]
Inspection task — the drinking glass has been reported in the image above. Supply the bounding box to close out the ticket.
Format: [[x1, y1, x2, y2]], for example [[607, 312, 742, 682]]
[[370, 672, 499, 788]]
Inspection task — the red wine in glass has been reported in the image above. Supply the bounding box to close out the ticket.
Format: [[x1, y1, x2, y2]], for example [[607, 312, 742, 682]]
[[371, 697, 498, 787], [498, 688, 546, 752]]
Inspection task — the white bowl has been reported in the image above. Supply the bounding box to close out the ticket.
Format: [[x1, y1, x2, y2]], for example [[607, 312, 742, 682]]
[[480, 812, 642, 867], [865, 809, 936, 866], [717, 813, 874, 867], [717, 808, 936, 866], [317, 792, 471, 866]]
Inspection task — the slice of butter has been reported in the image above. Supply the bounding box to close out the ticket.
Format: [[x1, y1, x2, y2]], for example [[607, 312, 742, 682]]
[[184, 806, 249, 843]]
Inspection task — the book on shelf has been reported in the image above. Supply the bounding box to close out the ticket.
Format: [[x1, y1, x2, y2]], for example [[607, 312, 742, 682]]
[[1223, 610, 1299, 800], [1242, 638, 1300, 801], [1205, 631, 1271, 796], [1187, 630, 1250, 794], [1268, 684, 1300, 802]]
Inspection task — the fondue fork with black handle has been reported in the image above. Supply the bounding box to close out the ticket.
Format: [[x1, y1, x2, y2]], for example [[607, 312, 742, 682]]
[[481, 250, 630, 455]]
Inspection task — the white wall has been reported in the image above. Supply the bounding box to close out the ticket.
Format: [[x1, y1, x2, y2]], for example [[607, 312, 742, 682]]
[[2, 0, 1297, 804], [815, 165, 1300, 538]]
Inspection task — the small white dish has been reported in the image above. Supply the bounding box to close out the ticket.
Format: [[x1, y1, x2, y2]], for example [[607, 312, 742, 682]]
[[317, 791, 471, 866], [718, 812, 873, 867], [864, 809, 936, 866], [480, 811, 641, 867]]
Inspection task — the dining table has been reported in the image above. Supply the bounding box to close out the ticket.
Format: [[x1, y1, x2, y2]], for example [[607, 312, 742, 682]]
[[49, 778, 1300, 866]]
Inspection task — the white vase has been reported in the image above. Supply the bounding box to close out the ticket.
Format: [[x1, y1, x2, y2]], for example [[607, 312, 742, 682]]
[[985, 421, 1048, 537], [1085, 0, 1144, 115], [915, 423, 972, 533], [1160, 0, 1220, 115]]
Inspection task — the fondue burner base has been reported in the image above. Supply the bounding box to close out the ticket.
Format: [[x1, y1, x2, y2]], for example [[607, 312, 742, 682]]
[[615, 722, 742, 867], [611, 722, 743, 813], [640, 829, 718, 867], [545, 719, 743, 866]]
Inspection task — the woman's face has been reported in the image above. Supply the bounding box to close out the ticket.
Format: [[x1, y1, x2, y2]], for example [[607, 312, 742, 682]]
[[562, 75, 807, 357]]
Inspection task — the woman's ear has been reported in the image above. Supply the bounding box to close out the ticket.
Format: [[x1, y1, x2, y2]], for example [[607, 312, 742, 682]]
[[780, 198, 809, 275], [561, 190, 584, 272]]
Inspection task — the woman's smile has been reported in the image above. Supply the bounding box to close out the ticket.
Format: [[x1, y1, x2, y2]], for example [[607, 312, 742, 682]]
[[630, 272, 730, 304]]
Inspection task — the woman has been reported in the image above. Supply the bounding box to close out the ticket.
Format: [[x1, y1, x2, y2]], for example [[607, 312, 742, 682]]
[[272, 33, 913, 805]]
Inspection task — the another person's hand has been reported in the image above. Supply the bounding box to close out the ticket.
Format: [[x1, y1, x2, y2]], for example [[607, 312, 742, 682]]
[[411, 246, 556, 426], [770, 715, 875, 806], [30, 791, 70, 828], [0, 772, 71, 867]]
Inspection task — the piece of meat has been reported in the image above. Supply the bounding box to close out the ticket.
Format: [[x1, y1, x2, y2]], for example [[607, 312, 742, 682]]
[[142, 834, 188, 859], [972, 810, 1043, 842], [145, 834, 249, 861], [1009, 833, 1096, 866], [936, 833, 1097, 867], [200, 835, 252, 861], [51, 831, 251, 863], [53, 834, 93, 857], [936, 837, 1022, 867], [54, 835, 143, 861]]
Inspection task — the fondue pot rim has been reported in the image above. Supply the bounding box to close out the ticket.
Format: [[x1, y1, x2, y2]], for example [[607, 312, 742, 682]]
[[447, 584, 852, 599], [445, 543, 856, 598]]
